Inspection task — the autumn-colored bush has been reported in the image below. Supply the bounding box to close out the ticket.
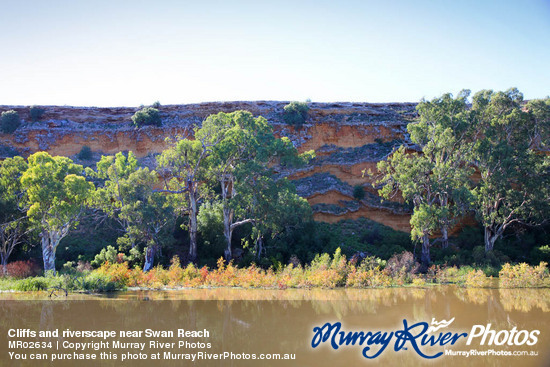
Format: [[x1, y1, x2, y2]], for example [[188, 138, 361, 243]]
[[434, 266, 460, 284], [499, 262, 549, 288], [11, 252, 546, 292], [385, 251, 419, 284], [165, 256, 201, 287], [93, 261, 131, 288], [278, 263, 307, 288], [4, 260, 41, 278], [305, 248, 350, 288], [432, 265, 490, 287], [346, 267, 392, 288], [463, 269, 491, 288]]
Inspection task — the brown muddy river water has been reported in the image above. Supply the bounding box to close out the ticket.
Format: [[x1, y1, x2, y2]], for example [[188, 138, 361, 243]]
[[1, 286, 549, 366]]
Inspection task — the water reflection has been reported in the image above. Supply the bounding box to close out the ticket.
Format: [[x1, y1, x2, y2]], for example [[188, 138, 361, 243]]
[[499, 288, 550, 312], [0, 286, 549, 366]]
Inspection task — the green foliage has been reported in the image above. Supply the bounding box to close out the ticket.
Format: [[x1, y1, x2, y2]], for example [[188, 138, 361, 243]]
[[526, 98, 550, 150], [266, 218, 412, 265], [157, 138, 210, 262], [91, 245, 118, 268], [22, 153, 94, 231], [531, 245, 550, 264], [197, 201, 226, 264], [353, 185, 365, 201], [1, 110, 21, 134], [90, 151, 174, 269], [20, 152, 95, 272], [283, 101, 309, 126], [13, 275, 65, 291], [29, 106, 45, 122], [469, 89, 550, 251], [0, 156, 27, 204], [77, 145, 93, 160], [375, 88, 550, 265], [0, 156, 30, 270], [81, 272, 121, 292], [131, 107, 161, 127], [193, 110, 313, 261]]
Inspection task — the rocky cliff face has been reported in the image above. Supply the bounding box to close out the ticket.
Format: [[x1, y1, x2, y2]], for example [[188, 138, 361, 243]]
[[0, 101, 417, 231]]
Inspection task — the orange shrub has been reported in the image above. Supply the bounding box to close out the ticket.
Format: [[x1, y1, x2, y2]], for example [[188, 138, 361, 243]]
[[94, 262, 131, 288]]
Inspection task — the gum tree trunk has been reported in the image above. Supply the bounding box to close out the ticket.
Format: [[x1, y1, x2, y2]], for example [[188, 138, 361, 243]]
[[441, 226, 449, 249], [223, 209, 233, 261], [143, 246, 156, 272], [484, 227, 498, 252], [41, 233, 59, 275], [255, 236, 264, 261], [188, 182, 198, 263], [421, 234, 431, 267], [1, 254, 7, 276], [221, 175, 234, 261], [41, 225, 70, 275]]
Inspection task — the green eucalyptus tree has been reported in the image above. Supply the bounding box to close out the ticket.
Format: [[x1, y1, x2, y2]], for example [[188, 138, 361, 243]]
[[412, 91, 474, 248], [470, 89, 550, 252], [525, 97, 550, 151], [0, 156, 28, 274], [376, 91, 473, 265], [90, 152, 173, 270], [241, 173, 312, 260], [20, 152, 94, 273], [198, 110, 312, 260], [157, 138, 215, 263]]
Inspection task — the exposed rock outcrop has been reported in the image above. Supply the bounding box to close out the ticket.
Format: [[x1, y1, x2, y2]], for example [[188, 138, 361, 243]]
[[0, 101, 417, 231]]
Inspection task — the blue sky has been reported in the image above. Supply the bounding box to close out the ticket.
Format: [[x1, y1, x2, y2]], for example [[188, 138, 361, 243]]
[[0, 0, 548, 106]]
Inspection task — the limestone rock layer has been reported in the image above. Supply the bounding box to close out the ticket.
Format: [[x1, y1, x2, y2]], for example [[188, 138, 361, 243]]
[[0, 101, 417, 231]]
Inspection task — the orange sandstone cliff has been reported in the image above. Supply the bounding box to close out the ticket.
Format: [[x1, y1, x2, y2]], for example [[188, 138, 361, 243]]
[[0, 101, 417, 231]]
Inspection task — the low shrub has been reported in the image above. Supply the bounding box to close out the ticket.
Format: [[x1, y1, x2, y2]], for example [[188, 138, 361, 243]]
[[29, 106, 45, 122], [434, 265, 459, 284], [283, 102, 309, 127], [81, 272, 120, 292], [93, 261, 131, 289], [353, 185, 365, 201], [463, 269, 491, 288], [14, 276, 60, 291], [346, 266, 392, 288], [132, 107, 161, 127], [1, 110, 21, 133], [77, 145, 93, 160], [62, 260, 92, 275]]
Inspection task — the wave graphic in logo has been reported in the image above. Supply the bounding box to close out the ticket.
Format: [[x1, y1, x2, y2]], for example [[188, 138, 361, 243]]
[[427, 318, 455, 333]]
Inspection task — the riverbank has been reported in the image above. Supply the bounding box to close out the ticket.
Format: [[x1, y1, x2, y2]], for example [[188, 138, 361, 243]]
[[1, 251, 548, 292]]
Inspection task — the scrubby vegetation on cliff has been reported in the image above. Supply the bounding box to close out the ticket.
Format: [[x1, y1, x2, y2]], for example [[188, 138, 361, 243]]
[[0, 110, 20, 134], [283, 101, 309, 127], [132, 106, 162, 127]]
